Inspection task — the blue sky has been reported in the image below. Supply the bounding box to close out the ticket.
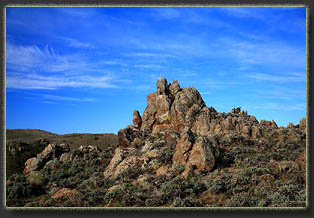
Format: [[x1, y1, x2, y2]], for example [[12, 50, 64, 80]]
[[6, 7, 306, 134]]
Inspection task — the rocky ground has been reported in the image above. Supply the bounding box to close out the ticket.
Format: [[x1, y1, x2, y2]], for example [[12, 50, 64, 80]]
[[6, 78, 306, 207]]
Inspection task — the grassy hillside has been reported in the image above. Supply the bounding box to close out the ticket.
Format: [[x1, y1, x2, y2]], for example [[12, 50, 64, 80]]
[[6, 129, 58, 141]]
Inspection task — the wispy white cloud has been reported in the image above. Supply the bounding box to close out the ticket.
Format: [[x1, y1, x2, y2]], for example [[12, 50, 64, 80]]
[[43, 101, 59, 104], [6, 72, 117, 90], [253, 86, 306, 101], [218, 37, 305, 68], [245, 72, 305, 83], [248, 103, 305, 111], [200, 91, 211, 95], [134, 64, 163, 70], [125, 52, 177, 59], [6, 42, 89, 74], [41, 94, 96, 102], [59, 37, 95, 49], [6, 42, 121, 90]]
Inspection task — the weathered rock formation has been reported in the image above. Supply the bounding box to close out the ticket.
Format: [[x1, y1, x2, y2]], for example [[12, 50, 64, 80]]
[[24, 143, 70, 176], [110, 78, 306, 178]]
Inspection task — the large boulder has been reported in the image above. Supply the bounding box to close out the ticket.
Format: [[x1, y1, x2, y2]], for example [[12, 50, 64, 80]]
[[169, 80, 180, 96], [181, 136, 216, 177], [172, 128, 215, 177], [24, 143, 70, 176], [133, 110, 142, 129], [141, 92, 157, 132], [192, 107, 211, 135], [24, 157, 43, 176], [172, 128, 195, 166], [37, 143, 70, 162], [157, 77, 168, 95]]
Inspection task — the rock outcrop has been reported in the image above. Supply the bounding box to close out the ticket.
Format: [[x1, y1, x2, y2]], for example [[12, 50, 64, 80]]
[[24, 143, 70, 176], [106, 78, 307, 178]]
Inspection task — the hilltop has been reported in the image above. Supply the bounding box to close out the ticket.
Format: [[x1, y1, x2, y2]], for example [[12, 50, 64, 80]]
[[6, 78, 306, 207]]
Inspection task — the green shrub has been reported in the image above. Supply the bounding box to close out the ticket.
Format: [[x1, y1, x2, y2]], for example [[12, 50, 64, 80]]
[[157, 148, 174, 165], [117, 166, 144, 182], [174, 164, 186, 175], [27, 171, 45, 186]]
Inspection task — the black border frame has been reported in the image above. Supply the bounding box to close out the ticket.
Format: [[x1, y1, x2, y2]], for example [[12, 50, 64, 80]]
[[0, 0, 312, 217]]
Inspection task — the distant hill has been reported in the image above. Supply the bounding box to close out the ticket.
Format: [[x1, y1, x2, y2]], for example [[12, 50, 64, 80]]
[[6, 129, 58, 141], [6, 129, 118, 151], [6, 129, 118, 177]]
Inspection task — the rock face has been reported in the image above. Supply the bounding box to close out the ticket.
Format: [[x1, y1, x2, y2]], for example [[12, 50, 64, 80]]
[[24, 143, 70, 176], [172, 129, 216, 177]]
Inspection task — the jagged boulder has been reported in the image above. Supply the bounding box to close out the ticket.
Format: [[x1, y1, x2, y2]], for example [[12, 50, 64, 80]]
[[172, 128, 216, 177], [172, 128, 195, 166], [251, 126, 261, 139], [133, 110, 142, 129], [157, 77, 169, 95], [287, 122, 294, 128], [169, 80, 180, 96], [260, 120, 272, 127], [299, 117, 306, 130], [24, 157, 44, 176], [37, 143, 70, 162], [192, 107, 211, 135], [24, 143, 70, 176], [141, 92, 157, 132]]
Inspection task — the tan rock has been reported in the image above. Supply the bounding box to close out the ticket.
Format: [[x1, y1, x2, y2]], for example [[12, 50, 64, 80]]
[[214, 125, 223, 134], [185, 104, 201, 127], [156, 166, 169, 176], [104, 147, 128, 178], [141, 92, 157, 132], [251, 126, 261, 139], [24, 157, 43, 176], [156, 95, 171, 125], [133, 110, 142, 129], [169, 80, 180, 96], [112, 156, 144, 179], [157, 77, 168, 95], [192, 107, 211, 135], [260, 120, 272, 127], [172, 128, 195, 166], [299, 117, 306, 130], [241, 125, 251, 138], [296, 151, 306, 170], [287, 122, 294, 128], [51, 188, 77, 201], [271, 120, 278, 128], [182, 136, 215, 177]]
